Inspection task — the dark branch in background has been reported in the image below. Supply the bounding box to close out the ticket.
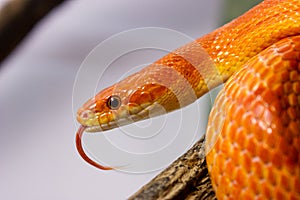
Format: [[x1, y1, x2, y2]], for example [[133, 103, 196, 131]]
[[129, 135, 216, 200], [0, 0, 69, 65]]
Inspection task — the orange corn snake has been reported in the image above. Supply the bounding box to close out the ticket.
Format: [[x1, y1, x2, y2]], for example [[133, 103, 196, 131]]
[[76, 0, 300, 198]]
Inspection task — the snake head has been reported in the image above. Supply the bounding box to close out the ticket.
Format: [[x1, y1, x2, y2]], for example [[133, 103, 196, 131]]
[[76, 77, 179, 132]]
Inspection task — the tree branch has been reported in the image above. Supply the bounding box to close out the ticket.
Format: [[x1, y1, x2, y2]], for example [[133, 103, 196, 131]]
[[129, 136, 216, 200], [0, 0, 69, 64]]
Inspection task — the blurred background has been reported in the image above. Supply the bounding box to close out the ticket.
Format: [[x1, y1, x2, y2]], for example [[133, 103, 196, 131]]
[[0, 0, 261, 199]]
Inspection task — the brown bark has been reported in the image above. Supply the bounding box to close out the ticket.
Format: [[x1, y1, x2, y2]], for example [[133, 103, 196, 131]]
[[0, 0, 69, 64], [129, 136, 216, 200]]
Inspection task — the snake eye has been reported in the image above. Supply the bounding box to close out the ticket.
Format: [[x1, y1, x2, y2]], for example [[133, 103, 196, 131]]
[[107, 95, 121, 110]]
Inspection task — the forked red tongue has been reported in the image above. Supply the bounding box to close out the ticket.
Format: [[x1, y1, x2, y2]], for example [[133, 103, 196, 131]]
[[75, 126, 113, 170]]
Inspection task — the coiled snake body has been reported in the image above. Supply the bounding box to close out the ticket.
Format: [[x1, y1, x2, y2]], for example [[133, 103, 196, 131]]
[[76, 0, 300, 199]]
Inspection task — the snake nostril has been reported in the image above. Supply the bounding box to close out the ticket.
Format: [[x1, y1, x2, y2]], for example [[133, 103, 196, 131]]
[[80, 110, 92, 120]]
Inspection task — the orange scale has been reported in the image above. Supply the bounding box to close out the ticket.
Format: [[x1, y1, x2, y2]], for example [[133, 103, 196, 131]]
[[148, 84, 168, 100], [270, 101, 282, 117], [211, 118, 224, 137], [252, 122, 266, 143], [285, 161, 299, 177], [230, 144, 241, 165], [226, 115, 239, 134], [288, 59, 299, 70], [294, 37, 300, 48], [218, 95, 227, 114], [285, 147, 299, 173], [216, 153, 226, 174], [280, 173, 292, 192], [276, 42, 292, 54], [272, 84, 284, 97], [225, 101, 236, 118], [284, 82, 293, 94], [240, 190, 254, 200], [292, 82, 300, 94], [237, 68, 250, 83], [99, 113, 109, 124], [245, 137, 257, 158], [241, 113, 254, 131], [235, 127, 247, 150], [241, 151, 252, 174], [261, 89, 278, 107], [282, 70, 291, 83], [283, 59, 297, 71], [279, 135, 293, 155], [234, 168, 247, 189], [275, 189, 287, 200], [213, 138, 221, 154], [266, 73, 281, 87], [218, 175, 232, 197], [291, 194, 300, 200], [255, 194, 264, 200], [289, 70, 299, 81], [249, 178, 261, 197], [282, 50, 300, 60], [244, 93, 256, 109], [252, 102, 266, 119], [281, 110, 291, 126], [261, 182, 273, 199], [272, 58, 285, 73], [227, 125, 237, 142], [288, 120, 300, 136], [288, 93, 298, 107], [225, 157, 237, 174], [257, 145, 271, 164], [266, 164, 278, 187], [247, 81, 262, 96], [266, 54, 283, 69], [252, 160, 264, 181], [255, 65, 270, 79], [232, 89, 244, 105], [224, 77, 237, 92], [293, 137, 300, 152], [271, 151, 284, 171], [265, 130, 278, 149], [294, 178, 300, 194], [262, 108, 274, 128], [224, 137, 234, 155]]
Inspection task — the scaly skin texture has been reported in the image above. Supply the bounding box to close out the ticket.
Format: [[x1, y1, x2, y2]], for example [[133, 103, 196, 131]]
[[206, 36, 300, 199], [76, 0, 300, 198]]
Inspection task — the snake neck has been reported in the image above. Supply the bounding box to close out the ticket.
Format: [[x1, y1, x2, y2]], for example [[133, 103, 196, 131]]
[[198, 0, 300, 88]]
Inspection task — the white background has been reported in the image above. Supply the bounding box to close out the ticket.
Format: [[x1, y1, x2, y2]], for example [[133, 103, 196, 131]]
[[0, 0, 222, 199]]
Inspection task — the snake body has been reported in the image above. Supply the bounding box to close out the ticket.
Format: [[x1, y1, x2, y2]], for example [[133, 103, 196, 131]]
[[76, 0, 300, 198]]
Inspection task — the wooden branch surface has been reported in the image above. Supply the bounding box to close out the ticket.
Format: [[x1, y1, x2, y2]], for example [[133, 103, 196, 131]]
[[129, 135, 216, 200], [0, 0, 69, 64]]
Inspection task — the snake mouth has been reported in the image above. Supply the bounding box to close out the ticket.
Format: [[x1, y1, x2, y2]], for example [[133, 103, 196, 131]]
[[83, 102, 164, 132], [84, 126, 105, 132], [83, 119, 132, 132], [84, 110, 151, 132]]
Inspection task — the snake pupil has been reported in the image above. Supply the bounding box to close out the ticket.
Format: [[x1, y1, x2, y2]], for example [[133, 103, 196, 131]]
[[107, 95, 121, 110]]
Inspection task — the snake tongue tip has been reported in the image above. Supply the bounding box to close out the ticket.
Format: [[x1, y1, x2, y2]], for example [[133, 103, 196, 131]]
[[75, 125, 114, 171]]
